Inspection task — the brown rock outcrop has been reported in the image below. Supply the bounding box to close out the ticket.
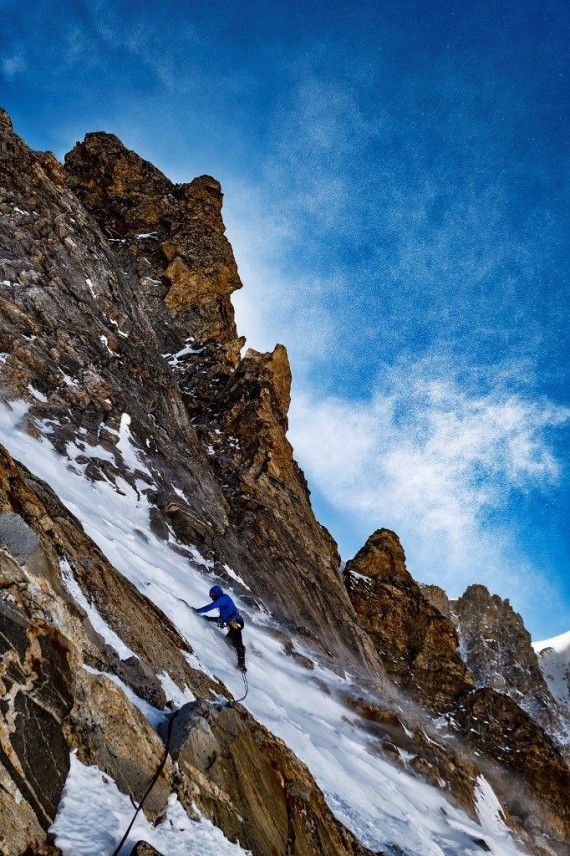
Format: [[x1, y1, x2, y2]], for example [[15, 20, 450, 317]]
[[64, 669, 172, 821], [168, 700, 378, 856], [344, 529, 473, 711], [64, 133, 242, 344]]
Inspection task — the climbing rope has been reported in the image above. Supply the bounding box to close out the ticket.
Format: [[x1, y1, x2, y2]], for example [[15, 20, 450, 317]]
[[109, 708, 178, 856], [227, 671, 248, 705]]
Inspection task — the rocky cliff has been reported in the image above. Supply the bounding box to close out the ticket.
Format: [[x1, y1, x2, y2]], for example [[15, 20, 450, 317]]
[[420, 583, 570, 757], [1, 108, 569, 856], [344, 529, 474, 712], [0, 109, 377, 672], [344, 530, 570, 852]]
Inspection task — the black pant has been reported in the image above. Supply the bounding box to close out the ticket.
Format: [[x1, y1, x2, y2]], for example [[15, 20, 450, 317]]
[[227, 618, 245, 665]]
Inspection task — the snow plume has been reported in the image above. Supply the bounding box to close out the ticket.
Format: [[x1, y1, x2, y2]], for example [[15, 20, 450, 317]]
[[290, 356, 569, 622]]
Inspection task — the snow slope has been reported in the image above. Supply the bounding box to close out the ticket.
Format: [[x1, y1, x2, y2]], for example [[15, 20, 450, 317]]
[[51, 752, 250, 856], [0, 401, 528, 856]]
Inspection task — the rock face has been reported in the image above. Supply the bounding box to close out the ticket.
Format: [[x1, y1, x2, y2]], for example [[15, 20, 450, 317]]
[[0, 593, 73, 852], [452, 585, 570, 752], [344, 529, 473, 712], [0, 107, 377, 672], [168, 700, 376, 856], [64, 132, 242, 351]]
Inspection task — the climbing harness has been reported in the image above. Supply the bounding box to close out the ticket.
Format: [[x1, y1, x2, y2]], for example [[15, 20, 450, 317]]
[[109, 708, 179, 856]]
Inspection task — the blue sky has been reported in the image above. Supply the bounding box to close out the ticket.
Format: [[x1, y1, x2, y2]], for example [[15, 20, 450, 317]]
[[1, 0, 568, 638]]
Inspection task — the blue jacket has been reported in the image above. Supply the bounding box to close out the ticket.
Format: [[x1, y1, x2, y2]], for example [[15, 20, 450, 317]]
[[196, 593, 242, 623]]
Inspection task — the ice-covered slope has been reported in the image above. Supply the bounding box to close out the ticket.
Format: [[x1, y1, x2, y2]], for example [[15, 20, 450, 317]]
[[533, 631, 570, 715], [0, 401, 527, 856]]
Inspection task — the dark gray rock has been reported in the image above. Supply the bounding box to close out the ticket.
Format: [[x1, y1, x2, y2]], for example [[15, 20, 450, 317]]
[[0, 511, 56, 585], [0, 512, 40, 565]]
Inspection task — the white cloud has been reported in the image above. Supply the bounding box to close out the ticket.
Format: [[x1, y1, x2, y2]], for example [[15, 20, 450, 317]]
[[288, 358, 569, 617], [213, 65, 568, 635]]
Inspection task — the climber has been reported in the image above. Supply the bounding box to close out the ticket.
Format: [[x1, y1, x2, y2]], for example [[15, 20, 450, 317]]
[[193, 585, 247, 671]]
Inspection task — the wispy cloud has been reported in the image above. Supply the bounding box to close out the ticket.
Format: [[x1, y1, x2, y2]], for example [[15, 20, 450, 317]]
[[225, 72, 376, 370], [223, 64, 568, 636], [289, 356, 569, 621]]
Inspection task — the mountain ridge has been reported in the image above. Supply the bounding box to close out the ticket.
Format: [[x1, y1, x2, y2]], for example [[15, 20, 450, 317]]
[[0, 107, 568, 856]]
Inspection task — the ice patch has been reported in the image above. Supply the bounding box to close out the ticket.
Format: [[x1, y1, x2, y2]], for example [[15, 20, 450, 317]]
[[474, 775, 510, 839], [163, 341, 206, 368], [117, 412, 154, 487], [223, 563, 251, 591], [59, 369, 78, 387], [157, 670, 196, 708], [99, 335, 115, 356]]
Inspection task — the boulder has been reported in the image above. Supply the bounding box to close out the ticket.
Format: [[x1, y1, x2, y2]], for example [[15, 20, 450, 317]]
[[166, 700, 377, 856]]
